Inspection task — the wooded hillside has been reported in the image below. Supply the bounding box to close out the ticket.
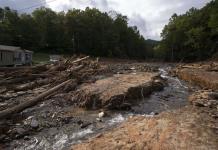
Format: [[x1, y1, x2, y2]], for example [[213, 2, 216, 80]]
[[157, 0, 218, 61], [0, 0, 217, 61], [0, 7, 155, 59]]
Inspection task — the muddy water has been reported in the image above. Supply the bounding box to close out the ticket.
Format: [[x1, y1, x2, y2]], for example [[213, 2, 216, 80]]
[[9, 66, 190, 150]]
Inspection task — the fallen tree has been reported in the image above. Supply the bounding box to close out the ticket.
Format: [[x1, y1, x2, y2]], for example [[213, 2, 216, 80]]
[[0, 56, 102, 119], [0, 79, 74, 119]]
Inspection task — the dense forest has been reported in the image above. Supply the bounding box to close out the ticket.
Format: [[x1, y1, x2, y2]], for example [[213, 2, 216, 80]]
[[156, 0, 218, 61], [0, 0, 217, 61], [0, 7, 154, 59]]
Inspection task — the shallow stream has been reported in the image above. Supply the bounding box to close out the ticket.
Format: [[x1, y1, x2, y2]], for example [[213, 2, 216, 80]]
[[9, 66, 190, 150]]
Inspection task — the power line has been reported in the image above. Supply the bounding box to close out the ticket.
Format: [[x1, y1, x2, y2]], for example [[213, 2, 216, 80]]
[[17, 0, 58, 12], [0, 0, 44, 5]]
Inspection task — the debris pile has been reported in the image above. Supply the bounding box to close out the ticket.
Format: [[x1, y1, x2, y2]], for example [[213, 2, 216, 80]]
[[0, 56, 108, 118], [0, 56, 110, 143], [106, 63, 159, 74], [0, 57, 165, 146]]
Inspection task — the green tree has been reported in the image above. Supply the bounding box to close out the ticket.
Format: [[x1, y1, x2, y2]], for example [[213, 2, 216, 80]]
[[158, 0, 218, 61], [0, 6, 151, 59]]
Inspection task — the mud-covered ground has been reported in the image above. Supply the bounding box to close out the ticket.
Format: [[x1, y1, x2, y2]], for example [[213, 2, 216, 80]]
[[1, 60, 217, 150], [0, 60, 173, 149], [72, 61, 218, 150], [73, 106, 218, 150]]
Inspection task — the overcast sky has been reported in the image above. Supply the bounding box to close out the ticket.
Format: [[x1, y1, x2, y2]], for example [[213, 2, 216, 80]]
[[0, 0, 212, 40]]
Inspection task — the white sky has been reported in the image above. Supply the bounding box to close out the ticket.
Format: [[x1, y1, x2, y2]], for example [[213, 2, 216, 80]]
[[0, 0, 212, 40]]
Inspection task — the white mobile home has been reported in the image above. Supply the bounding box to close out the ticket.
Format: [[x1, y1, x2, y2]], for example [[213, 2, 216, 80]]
[[0, 45, 33, 66]]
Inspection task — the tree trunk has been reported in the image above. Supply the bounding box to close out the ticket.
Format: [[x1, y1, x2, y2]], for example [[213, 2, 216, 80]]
[[0, 79, 74, 119]]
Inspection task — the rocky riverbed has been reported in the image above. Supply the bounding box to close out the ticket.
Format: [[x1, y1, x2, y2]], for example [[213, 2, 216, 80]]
[[0, 58, 166, 149], [1, 59, 218, 150], [72, 61, 218, 150]]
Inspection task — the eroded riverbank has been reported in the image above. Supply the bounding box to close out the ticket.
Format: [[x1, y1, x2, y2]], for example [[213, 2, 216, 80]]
[[72, 61, 218, 150], [1, 60, 217, 150], [1, 58, 188, 149], [0, 59, 173, 149], [73, 106, 218, 150]]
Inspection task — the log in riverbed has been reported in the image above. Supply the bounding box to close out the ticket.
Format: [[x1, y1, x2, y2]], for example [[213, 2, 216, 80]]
[[0, 59, 217, 150]]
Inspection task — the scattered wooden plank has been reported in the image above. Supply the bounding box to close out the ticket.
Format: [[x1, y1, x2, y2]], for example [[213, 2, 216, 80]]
[[71, 56, 90, 64]]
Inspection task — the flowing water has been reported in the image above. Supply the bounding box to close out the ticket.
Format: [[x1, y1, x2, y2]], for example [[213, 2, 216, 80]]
[[9, 66, 190, 150], [132, 67, 189, 114]]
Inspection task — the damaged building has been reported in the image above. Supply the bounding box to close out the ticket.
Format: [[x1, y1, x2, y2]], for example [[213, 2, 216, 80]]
[[0, 45, 33, 66]]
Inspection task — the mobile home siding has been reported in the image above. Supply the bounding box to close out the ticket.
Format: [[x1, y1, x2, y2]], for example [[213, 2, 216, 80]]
[[0, 50, 14, 66], [0, 45, 33, 66]]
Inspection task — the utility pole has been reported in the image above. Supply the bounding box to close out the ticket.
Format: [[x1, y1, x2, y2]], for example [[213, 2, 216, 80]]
[[0, 10, 5, 23], [171, 46, 174, 62], [3, 10, 5, 21], [72, 33, 75, 53]]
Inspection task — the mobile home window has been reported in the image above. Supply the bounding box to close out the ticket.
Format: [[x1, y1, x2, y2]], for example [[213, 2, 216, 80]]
[[14, 52, 22, 61], [0, 52, 2, 61]]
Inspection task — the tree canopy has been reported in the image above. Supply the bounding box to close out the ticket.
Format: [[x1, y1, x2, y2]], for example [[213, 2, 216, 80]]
[[1, 1, 217, 62], [0, 7, 155, 59], [158, 0, 218, 61]]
